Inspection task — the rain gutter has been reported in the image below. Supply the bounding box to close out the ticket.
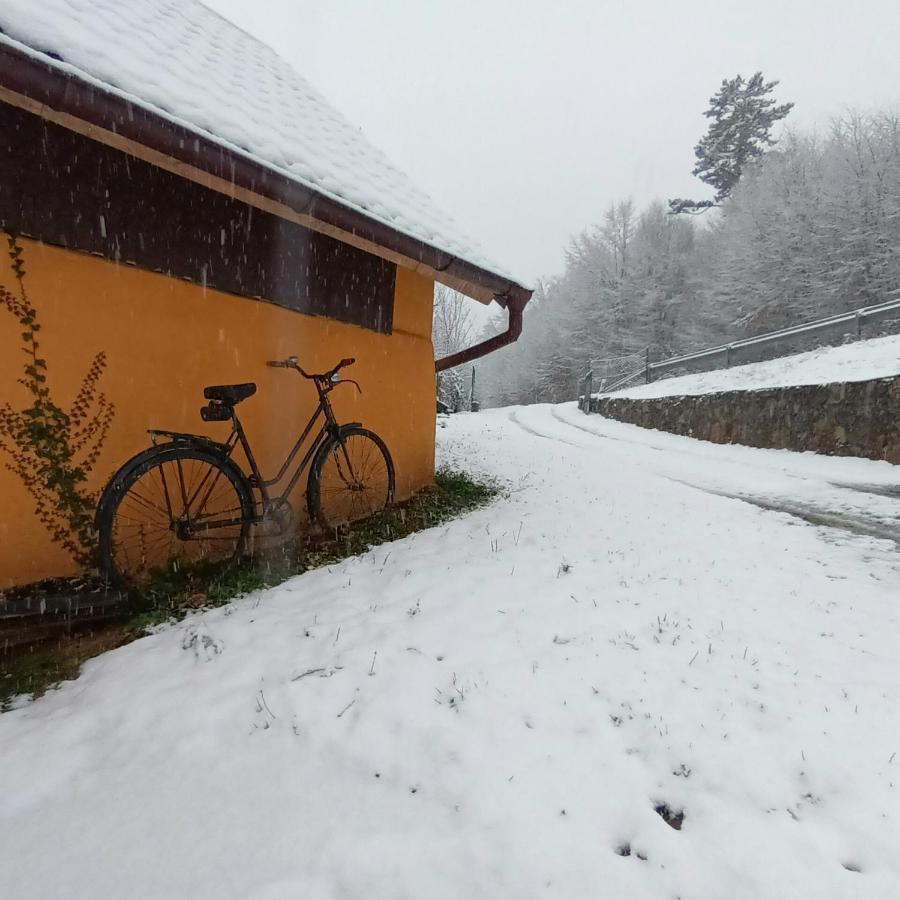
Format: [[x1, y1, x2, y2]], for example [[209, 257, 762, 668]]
[[434, 290, 528, 372]]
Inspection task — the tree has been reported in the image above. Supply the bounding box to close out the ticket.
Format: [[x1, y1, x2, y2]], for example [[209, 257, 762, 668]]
[[670, 72, 793, 214], [432, 285, 474, 410], [627, 202, 695, 357]]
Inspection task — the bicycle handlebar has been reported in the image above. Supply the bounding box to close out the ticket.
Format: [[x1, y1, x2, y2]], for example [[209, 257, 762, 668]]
[[265, 356, 356, 380]]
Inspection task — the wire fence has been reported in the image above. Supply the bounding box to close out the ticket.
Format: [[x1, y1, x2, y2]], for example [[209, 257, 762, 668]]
[[577, 350, 648, 411], [578, 295, 900, 410], [584, 348, 649, 393]]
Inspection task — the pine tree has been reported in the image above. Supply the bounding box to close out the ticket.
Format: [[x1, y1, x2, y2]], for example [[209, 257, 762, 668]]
[[670, 72, 793, 214]]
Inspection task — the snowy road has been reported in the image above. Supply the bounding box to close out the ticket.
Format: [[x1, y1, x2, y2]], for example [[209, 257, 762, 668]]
[[531, 403, 900, 546], [2, 406, 899, 899]]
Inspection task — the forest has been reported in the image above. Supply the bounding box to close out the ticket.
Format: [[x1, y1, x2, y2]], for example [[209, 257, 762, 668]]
[[435, 98, 900, 410]]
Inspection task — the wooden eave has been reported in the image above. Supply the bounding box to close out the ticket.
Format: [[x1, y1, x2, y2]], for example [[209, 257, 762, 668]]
[[0, 41, 532, 311]]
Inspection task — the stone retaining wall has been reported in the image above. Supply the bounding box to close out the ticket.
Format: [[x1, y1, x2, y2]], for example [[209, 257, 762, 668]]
[[590, 376, 900, 464]]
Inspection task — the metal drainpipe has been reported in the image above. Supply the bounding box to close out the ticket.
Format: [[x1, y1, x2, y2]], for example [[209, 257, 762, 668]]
[[434, 296, 526, 372]]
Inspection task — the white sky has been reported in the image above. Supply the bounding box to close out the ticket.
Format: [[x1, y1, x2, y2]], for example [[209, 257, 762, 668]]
[[205, 0, 899, 286]]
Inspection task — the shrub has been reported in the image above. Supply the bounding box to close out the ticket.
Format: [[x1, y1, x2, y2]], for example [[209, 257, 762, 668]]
[[0, 233, 114, 567]]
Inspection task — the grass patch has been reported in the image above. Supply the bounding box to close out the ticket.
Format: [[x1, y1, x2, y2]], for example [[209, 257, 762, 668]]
[[1, 629, 132, 709], [305, 468, 498, 569], [1, 468, 499, 709]]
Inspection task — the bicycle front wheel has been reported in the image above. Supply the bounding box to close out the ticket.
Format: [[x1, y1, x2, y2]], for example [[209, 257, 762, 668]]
[[98, 446, 253, 586], [307, 427, 395, 532]]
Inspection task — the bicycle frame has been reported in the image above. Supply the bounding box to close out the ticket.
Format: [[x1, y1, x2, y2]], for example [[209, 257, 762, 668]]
[[233, 398, 339, 516]]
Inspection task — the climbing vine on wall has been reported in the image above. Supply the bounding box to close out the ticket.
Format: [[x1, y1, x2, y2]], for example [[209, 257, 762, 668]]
[[0, 233, 115, 568]]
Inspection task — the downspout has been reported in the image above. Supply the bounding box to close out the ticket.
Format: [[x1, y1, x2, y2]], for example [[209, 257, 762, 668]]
[[434, 287, 529, 372]]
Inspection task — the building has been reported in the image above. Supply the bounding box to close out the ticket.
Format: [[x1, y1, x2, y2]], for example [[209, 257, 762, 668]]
[[0, 0, 531, 587]]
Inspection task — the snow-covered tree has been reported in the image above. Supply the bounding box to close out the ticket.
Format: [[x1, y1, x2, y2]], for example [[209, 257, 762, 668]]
[[670, 72, 793, 214], [432, 285, 474, 410], [478, 107, 900, 408]]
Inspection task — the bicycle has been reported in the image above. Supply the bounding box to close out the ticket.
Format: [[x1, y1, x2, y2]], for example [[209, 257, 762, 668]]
[[96, 356, 395, 585]]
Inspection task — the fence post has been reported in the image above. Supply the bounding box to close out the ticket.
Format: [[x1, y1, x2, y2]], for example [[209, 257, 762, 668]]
[[856, 311, 862, 339], [645, 347, 651, 383], [586, 370, 593, 413], [725, 344, 732, 368]]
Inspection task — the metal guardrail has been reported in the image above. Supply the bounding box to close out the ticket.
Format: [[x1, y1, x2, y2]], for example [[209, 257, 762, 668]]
[[582, 296, 900, 404]]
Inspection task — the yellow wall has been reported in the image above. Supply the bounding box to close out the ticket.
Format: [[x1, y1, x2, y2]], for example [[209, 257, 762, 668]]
[[0, 239, 436, 588]]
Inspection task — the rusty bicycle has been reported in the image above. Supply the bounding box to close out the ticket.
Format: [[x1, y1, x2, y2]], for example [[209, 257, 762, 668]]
[[97, 356, 394, 585]]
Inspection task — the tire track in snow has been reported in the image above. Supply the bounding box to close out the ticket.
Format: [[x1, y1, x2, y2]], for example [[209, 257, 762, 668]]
[[552, 404, 900, 487], [701, 489, 900, 547], [505, 408, 591, 450], [540, 404, 900, 552]]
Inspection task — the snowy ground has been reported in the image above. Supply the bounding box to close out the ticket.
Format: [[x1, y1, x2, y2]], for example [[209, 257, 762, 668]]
[[612, 333, 900, 399], [2, 406, 899, 900]]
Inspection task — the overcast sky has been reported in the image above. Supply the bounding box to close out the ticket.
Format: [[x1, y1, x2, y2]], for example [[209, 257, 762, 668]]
[[205, 0, 898, 286]]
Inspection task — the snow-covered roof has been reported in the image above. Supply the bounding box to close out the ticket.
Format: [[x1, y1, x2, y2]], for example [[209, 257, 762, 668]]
[[0, 0, 524, 290]]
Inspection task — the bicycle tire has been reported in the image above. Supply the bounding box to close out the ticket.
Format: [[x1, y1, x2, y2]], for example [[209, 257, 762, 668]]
[[307, 426, 395, 532], [98, 444, 254, 586]]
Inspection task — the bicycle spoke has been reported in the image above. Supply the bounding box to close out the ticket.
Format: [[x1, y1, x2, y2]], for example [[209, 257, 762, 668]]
[[156, 458, 177, 522], [118, 504, 170, 532], [119, 485, 171, 520], [358, 441, 376, 482], [184, 458, 204, 503], [115, 531, 176, 574], [188, 461, 224, 518], [174, 456, 190, 518]]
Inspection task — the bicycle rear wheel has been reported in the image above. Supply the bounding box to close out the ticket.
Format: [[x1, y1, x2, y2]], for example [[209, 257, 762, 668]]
[[307, 427, 395, 532], [98, 446, 253, 586]]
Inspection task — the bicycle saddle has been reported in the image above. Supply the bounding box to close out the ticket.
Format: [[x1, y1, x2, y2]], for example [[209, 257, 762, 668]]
[[203, 383, 257, 406]]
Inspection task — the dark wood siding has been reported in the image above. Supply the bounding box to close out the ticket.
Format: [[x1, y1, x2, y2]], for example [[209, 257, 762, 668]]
[[0, 102, 395, 333]]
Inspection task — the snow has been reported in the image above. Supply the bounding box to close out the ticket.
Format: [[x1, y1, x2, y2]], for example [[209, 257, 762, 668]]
[[2, 405, 899, 899], [612, 333, 900, 399], [0, 0, 521, 285]]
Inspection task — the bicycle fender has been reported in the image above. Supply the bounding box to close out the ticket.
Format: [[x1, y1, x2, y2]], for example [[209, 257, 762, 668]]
[[95, 440, 236, 527], [147, 430, 232, 454]]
